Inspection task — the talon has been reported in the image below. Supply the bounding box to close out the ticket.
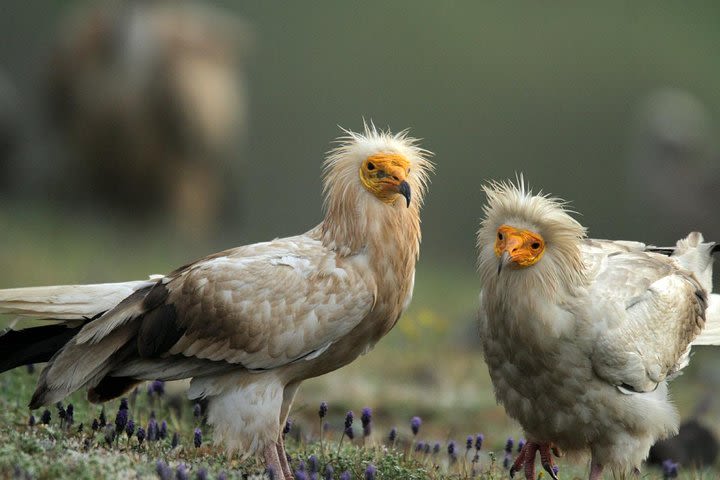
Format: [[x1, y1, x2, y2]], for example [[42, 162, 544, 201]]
[[542, 462, 559, 480]]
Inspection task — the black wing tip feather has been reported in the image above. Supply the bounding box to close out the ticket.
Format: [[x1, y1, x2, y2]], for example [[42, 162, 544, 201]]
[[0, 324, 83, 375]]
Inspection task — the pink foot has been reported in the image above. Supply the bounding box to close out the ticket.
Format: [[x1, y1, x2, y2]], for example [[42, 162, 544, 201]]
[[509, 442, 559, 480]]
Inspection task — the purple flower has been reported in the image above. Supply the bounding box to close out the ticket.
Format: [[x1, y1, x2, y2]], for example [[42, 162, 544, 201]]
[[147, 418, 158, 441], [57, 403, 66, 421], [410, 416, 421, 436], [159, 420, 168, 440], [433, 442, 440, 454], [115, 408, 128, 433], [308, 455, 319, 473], [92, 418, 99, 431], [448, 440, 457, 463], [193, 403, 202, 418], [662, 459, 679, 479], [466, 435, 473, 450], [119, 398, 128, 411], [553, 465, 559, 476], [344, 411, 354, 429], [196, 467, 208, 480], [149, 380, 165, 397], [424, 443, 431, 455], [319, 402, 328, 419], [415, 441, 425, 452], [340, 471, 351, 480], [344, 425, 355, 440], [361, 407, 372, 437], [28, 415, 35, 427], [194, 428, 202, 448], [283, 419, 293, 436], [156, 460, 172, 480], [77, 423, 84, 433], [294, 471, 308, 480], [41, 409, 51, 425], [136, 426, 146, 445], [388, 427, 397, 443], [171, 432, 179, 448], [364, 464, 376, 480], [475, 434, 484, 451], [504, 437, 514, 454], [323, 464, 334, 480], [265, 466, 276, 480], [99, 408, 107, 426], [176, 463, 188, 480], [517, 438, 525, 453], [125, 419, 135, 437]]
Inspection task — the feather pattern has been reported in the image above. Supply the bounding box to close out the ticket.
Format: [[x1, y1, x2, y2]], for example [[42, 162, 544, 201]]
[[477, 178, 715, 473], [0, 124, 433, 465]]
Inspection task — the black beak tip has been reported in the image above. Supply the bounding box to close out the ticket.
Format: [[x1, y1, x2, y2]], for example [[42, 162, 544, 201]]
[[399, 181, 411, 208]]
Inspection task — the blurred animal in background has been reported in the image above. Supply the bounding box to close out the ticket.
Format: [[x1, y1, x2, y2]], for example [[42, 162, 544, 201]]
[[0, 126, 433, 479], [47, 0, 252, 236], [628, 88, 720, 243], [476, 178, 720, 480]]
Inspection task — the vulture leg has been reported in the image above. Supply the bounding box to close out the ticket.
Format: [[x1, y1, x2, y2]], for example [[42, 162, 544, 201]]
[[588, 461, 604, 480], [276, 435, 293, 480], [509, 442, 558, 480], [263, 442, 285, 480]]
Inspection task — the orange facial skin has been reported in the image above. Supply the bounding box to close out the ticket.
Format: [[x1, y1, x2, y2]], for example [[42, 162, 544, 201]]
[[494, 224, 546, 270], [359, 153, 412, 206]]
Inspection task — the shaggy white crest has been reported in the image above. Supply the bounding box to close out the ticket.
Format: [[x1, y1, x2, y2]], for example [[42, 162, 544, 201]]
[[477, 176, 587, 299]]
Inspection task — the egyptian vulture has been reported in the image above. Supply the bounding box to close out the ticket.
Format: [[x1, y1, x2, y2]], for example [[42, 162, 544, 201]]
[[476, 179, 720, 480], [0, 125, 433, 479]]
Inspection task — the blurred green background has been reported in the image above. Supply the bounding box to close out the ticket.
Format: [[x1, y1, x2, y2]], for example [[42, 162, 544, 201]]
[[1, 0, 720, 474]]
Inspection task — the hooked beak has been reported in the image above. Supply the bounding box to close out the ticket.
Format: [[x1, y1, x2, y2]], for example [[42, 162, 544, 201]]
[[398, 181, 411, 208], [497, 251, 511, 276]]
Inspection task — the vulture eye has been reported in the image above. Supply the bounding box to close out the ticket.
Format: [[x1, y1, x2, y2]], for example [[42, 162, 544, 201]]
[[367, 162, 375, 170], [497, 232, 503, 241], [531, 242, 541, 250]]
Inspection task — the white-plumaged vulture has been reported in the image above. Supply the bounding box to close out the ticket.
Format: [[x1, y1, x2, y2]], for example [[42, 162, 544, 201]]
[[0, 125, 433, 479], [476, 178, 720, 480]]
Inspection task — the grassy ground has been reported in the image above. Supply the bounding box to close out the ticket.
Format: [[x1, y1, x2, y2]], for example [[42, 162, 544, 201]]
[[1, 207, 719, 479]]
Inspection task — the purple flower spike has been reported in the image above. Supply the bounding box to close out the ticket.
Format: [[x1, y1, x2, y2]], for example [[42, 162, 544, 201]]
[[92, 418, 99, 431], [147, 418, 158, 441], [41, 409, 51, 425], [662, 459, 679, 479], [364, 464, 377, 480], [433, 442, 440, 454], [388, 427, 397, 443], [319, 402, 328, 419], [28, 415, 35, 427], [176, 463, 188, 480], [552, 465, 559, 476], [308, 455, 319, 473], [448, 440, 457, 463], [196, 467, 208, 480], [119, 398, 128, 411], [294, 471, 308, 480], [150, 380, 165, 397], [415, 441, 425, 452], [136, 426, 146, 445], [344, 411, 354, 429], [475, 433, 484, 451], [156, 460, 172, 480], [194, 428, 202, 448], [345, 425, 355, 440], [466, 435, 473, 450], [340, 471, 351, 480], [193, 403, 202, 418], [115, 408, 128, 433], [171, 432, 179, 448], [283, 419, 293, 436], [323, 464, 334, 480], [125, 419, 135, 437], [99, 408, 106, 426], [504, 437, 514, 454], [361, 407, 372, 437], [159, 420, 168, 440], [517, 438, 525, 453], [410, 416, 421, 436], [265, 466, 276, 480]]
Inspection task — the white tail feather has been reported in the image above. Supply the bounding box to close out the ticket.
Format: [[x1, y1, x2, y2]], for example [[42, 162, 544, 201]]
[[0, 279, 158, 320], [694, 294, 720, 346]]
